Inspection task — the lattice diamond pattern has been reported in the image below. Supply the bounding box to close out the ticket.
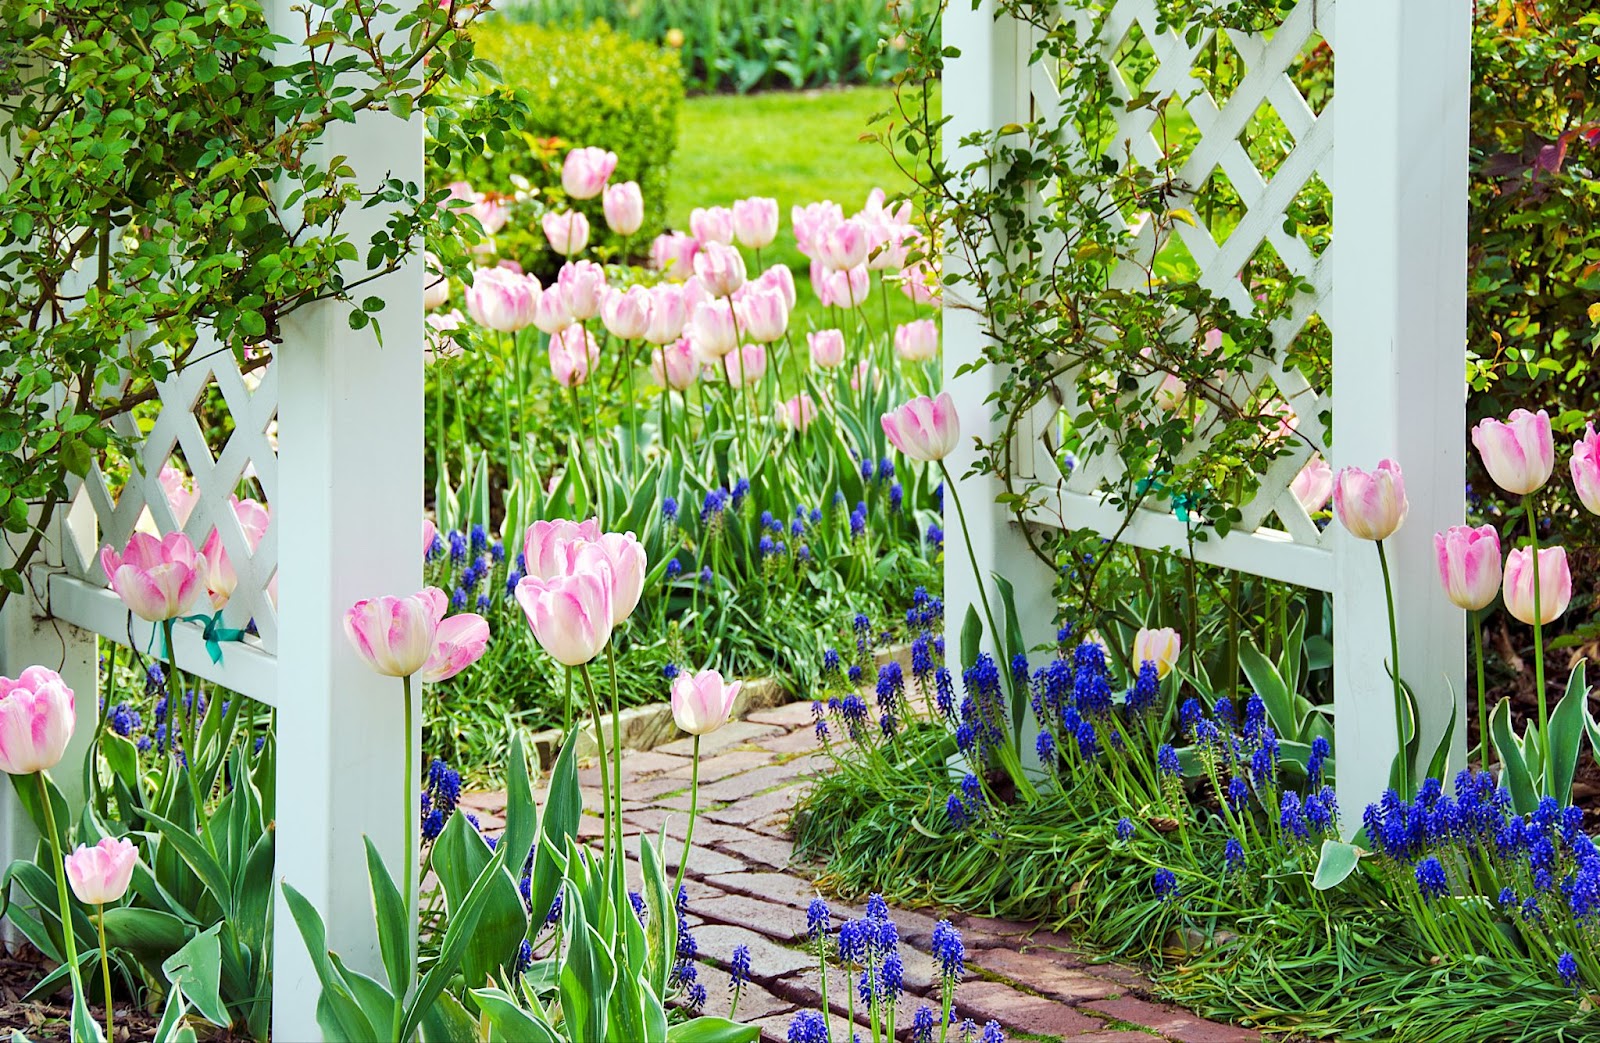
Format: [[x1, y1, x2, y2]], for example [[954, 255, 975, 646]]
[[1026, 0, 1337, 546], [63, 333, 280, 653]]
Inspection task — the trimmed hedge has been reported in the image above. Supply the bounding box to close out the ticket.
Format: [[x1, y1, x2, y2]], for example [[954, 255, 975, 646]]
[[466, 19, 682, 269]]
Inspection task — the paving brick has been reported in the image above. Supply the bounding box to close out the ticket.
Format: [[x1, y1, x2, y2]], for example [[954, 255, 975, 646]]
[[624, 809, 772, 847], [620, 749, 692, 777], [656, 720, 784, 757], [713, 832, 796, 870], [758, 727, 827, 755], [1060, 1033, 1163, 1042], [692, 923, 815, 979], [702, 786, 804, 829], [969, 948, 1121, 1002], [663, 749, 776, 782], [1083, 963, 1154, 991], [459, 790, 506, 813], [692, 892, 812, 944], [624, 792, 697, 813], [704, 871, 833, 911], [1083, 997, 1259, 1042], [616, 774, 692, 804], [691, 763, 817, 803], [746, 702, 818, 728], [619, 832, 749, 877], [955, 980, 1105, 1036], [683, 962, 795, 1022], [749, 1009, 868, 1043]]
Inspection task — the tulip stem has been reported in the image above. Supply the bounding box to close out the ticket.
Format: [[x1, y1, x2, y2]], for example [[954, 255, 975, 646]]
[[398, 673, 416, 1035], [1375, 540, 1410, 797], [37, 773, 85, 1016], [162, 617, 202, 816], [672, 735, 699, 919], [606, 644, 624, 885], [97, 904, 113, 1041], [1526, 495, 1551, 790], [1473, 614, 1492, 774], [579, 664, 612, 871]]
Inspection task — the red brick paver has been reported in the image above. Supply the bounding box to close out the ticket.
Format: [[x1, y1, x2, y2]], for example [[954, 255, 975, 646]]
[[471, 703, 1271, 1043]]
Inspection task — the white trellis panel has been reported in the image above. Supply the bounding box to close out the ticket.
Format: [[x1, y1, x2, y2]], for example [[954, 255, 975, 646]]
[[944, 0, 1468, 818], [0, 5, 424, 1037]]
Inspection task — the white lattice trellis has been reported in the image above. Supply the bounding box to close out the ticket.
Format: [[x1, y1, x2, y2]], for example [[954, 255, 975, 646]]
[[48, 337, 282, 704], [943, 0, 1470, 818]]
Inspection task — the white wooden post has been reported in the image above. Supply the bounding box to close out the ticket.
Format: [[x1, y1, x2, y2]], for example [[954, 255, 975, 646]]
[[0, 502, 98, 888], [942, 1, 1058, 748], [1331, 0, 1470, 817], [266, 4, 425, 1038]]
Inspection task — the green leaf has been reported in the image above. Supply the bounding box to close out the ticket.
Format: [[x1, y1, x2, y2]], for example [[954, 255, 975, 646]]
[[469, 987, 560, 1042], [363, 836, 410, 998], [101, 907, 193, 957], [959, 603, 982, 673], [529, 728, 582, 934], [1311, 840, 1363, 891], [417, 986, 477, 1043], [161, 924, 230, 1027], [1238, 642, 1297, 740], [137, 810, 232, 912], [1491, 697, 1538, 814], [501, 735, 539, 876], [1546, 660, 1589, 801], [667, 1016, 763, 1043], [1425, 696, 1457, 783], [280, 882, 381, 1042], [400, 855, 517, 1042]]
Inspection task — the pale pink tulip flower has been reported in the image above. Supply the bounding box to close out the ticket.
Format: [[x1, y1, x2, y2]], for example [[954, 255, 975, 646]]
[[561, 147, 618, 200], [100, 533, 207, 622], [0, 666, 75, 775], [882, 393, 961, 462], [1503, 545, 1572, 626], [1471, 408, 1554, 496], [342, 588, 448, 677], [1333, 460, 1408, 542], [1434, 524, 1502, 612]]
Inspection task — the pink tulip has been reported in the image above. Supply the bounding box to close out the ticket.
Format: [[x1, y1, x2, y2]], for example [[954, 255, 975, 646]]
[[693, 242, 747, 298], [522, 518, 602, 580], [651, 232, 699, 281], [601, 285, 653, 340], [1332, 460, 1408, 542], [343, 588, 448, 677], [1471, 408, 1554, 496], [1571, 423, 1600, 515], [688, 300, 739, 361], [850, 359, 879, 393], [446, 181, 508, 236], [882, 393, 961, 462], [1130, 627, 1181, 679], [542, 211, 590, 257], [680, 275, 712, 317], [557, 260, 607, 321], [100, 533, 207, 622], [158, 465, 198, 527], [1153, 373, 1187, 413], [1290, 457, 1333, 514], [419, 613, 490, 684], [1434, 524, 1502, 611], [819, 218, 870, 271], [643, 284, 689, 344], [64, 837, 137, 905], [792, 201, 843, 259], [860, 186, 913, 229], [200, 497, 271, 610], [532, 286, 575, 335], [893, 319, 939, 363], [0, 666, 75, 775], [808, 329, 846, 369], [579, 532, 646, 626], [602, 181, 644, 236], [423, 518, 438, 555], [670, 669, 742, 735], [651, 338, 697, 391], [561, 147, 618, 200], [464, 266, 539, 332], [815, 262, 870, 308], [869, 223, 916, 271], [689, 205, 735, 246], [735, 286, 788, 344], [756, 263, 796, 310], [723, 345, 768, 388], [1503, 545, 1572, 626], [423, 252, 450, 311], [515, 566, 614, 666], [732, 197, 779, 249], [899, 257, 939, 305], [778, 393, 819, 433], [425, 309, 465, 362], [549, 325, 600, 387]]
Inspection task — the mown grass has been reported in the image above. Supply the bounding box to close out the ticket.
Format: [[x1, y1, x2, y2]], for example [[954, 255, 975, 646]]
[[667, 84, 941, 336]]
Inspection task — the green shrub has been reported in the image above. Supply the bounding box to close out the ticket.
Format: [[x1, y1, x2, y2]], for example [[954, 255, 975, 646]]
[[460, 19, 682, 272], [499, 0, 940, 94]]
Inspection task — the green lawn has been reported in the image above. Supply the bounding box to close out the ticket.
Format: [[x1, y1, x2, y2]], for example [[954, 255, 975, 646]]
[[666, 84, 940, 336]]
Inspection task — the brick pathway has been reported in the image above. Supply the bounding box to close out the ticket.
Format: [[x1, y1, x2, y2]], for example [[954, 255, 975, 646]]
[[463, 701, 1262, 1043]]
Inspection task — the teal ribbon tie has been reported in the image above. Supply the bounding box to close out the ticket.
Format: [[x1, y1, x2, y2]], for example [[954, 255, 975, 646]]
[[177, 611, 248, 664]]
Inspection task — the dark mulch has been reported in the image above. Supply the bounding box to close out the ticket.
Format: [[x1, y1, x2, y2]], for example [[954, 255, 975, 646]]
[[0, 946, 161, 1043]]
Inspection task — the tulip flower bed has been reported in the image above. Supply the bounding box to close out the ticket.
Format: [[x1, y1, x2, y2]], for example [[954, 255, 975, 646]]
[[419, 145, 944, 772]]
